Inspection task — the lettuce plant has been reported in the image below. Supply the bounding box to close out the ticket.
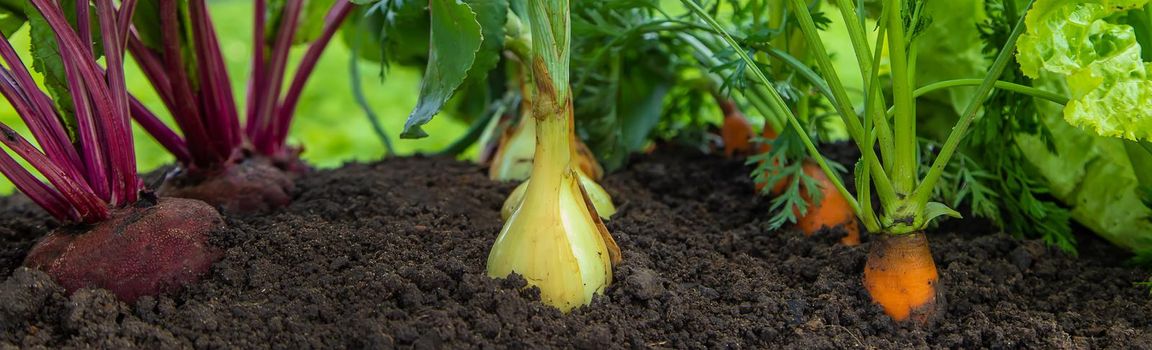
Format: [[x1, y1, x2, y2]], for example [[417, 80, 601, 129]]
[[1014, 0, 1152, 254]]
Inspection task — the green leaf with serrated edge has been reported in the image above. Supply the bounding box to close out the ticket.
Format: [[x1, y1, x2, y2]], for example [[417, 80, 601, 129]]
[[922, 202, 963, 227], [464, 0, 506, 82], [1017, 0, 1152, 141], [400, 0, 482, 139], [442, 0, 507, 124], [26, 0, 103, 133]]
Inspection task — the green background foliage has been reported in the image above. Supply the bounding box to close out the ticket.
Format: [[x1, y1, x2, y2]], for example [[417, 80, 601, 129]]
[[0, 0, 467, 193]]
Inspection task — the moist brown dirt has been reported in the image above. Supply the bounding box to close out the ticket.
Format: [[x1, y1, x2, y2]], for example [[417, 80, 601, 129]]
[[2, 149, 1151, 349]]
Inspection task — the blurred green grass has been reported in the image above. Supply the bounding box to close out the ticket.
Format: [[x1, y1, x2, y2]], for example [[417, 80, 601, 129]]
[[0, 1, 465, 194]]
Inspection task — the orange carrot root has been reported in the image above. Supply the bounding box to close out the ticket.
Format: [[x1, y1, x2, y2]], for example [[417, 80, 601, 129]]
[[795, 162, 860, 246], [721, 114, 755, 157], [756, 127, 779, 154], [863, 232, 942, 325], [717, 99, 755, 157], [755, 127, 857, 245], [754, 160, 786, 195]]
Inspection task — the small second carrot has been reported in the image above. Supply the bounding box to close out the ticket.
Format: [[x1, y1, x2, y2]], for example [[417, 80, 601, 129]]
[[796, 162, 860, 245], [718, 98, 755, 157], [756, 127, 859, 245]]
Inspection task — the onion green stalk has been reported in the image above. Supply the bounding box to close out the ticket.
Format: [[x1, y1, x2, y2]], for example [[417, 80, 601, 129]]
[[487, 0, 622, 312]]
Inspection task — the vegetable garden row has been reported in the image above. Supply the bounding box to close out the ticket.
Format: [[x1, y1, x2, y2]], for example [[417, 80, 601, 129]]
[[2, 0, 1151, 347]]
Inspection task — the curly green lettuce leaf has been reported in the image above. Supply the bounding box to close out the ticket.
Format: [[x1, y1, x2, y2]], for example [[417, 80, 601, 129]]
[[1017, 0, 1152, 141], [1017, 77, 1152, 253], [911, 0, 1077, 250], [910, 0, 1152, 253]]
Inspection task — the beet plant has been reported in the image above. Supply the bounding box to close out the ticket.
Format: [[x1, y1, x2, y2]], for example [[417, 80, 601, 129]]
[[125, 0, 354, 214], [0, 0, 223, 303]]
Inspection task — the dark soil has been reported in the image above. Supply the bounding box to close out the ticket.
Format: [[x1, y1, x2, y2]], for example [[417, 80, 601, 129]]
[[2, 149, 1151, 349]]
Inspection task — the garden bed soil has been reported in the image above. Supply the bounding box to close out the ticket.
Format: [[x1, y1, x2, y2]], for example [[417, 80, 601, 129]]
[[2, 149, 1151, 348]]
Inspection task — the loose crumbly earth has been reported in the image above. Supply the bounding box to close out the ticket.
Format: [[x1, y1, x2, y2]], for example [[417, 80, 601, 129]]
[[2, 150, 1150, 349]]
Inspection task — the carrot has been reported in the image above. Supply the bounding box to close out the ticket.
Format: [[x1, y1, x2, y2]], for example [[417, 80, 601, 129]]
[[719, 99, 755, 157], [795, 162, 861, 246], [756, 127, 860, 245], [756, 126, 779, 154], [863, 232, 941, 324]]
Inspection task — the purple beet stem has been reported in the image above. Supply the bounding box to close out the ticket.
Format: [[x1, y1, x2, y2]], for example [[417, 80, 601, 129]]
[[0, 0, 147, 222]]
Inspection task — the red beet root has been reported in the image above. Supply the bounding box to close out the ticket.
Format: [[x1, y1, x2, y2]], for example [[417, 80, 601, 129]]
[[23, 197, 225, 303], [158, 153, 295, 215]]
